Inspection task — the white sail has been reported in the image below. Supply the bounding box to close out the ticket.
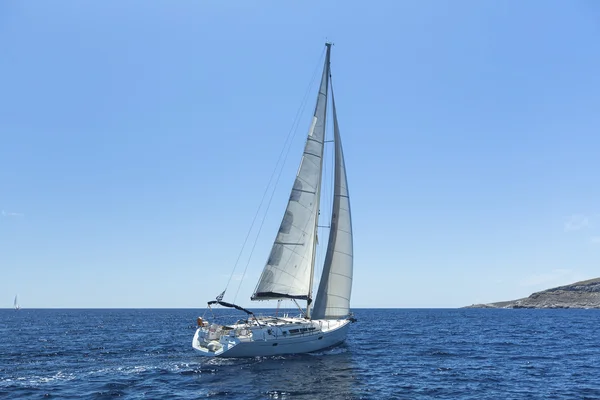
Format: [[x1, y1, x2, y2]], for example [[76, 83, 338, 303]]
[[312, 88, 353, 319], [252, 45, 331, 301]]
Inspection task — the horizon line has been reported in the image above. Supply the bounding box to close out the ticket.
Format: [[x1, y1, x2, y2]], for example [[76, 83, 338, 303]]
[[0, 306, 463, 310]]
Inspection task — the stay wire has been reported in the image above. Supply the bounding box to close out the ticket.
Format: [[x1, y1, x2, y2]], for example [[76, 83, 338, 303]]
[[221, 47, 327, 302], [233, 48, 327, 304]]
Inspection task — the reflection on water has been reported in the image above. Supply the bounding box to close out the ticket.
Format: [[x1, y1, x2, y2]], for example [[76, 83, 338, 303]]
[[197, 346, 359, 399]]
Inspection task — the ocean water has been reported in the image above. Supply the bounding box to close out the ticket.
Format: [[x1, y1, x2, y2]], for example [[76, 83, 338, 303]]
[[1, 308, 599, 399]]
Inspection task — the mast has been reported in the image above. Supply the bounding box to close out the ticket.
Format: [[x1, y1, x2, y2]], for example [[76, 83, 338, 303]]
[[306, 42, 332, 318]]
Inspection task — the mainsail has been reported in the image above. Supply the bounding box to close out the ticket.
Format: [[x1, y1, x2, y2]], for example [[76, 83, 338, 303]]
[[252, 44, 332, 301], [312, 88, 354, 319]]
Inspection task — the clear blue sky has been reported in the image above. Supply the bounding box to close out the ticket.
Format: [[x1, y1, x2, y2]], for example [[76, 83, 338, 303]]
[[1, 1, 599, 308]]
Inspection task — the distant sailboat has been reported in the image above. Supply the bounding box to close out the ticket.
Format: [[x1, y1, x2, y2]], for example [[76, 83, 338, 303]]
[[192, 43, 355, 358], [14, 295, 20, 311]]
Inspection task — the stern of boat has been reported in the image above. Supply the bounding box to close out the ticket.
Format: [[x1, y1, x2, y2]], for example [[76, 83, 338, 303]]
[[192, 322, 252, 357]]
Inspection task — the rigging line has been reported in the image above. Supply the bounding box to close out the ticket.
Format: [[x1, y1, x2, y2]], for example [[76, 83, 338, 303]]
[[314, 73, 338, 297], [292, 299, 306, 317], [231, 47, 327, 303], [315, 117, 329, 293], [270, 72, 331, 306], [328, 74, 335, 237], [316, 70, 336, 296], [260, 49, 332, 291], [221, 47, 326, 295], [329, 75, 337, 215], [232, 108, 310, 304]]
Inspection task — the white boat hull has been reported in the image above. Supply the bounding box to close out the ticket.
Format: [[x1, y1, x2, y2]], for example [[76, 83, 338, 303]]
[[192, 317, 351, 358]]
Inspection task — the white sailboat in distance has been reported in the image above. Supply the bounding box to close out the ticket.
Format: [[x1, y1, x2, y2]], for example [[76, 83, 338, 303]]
[[14, 294, 20, 311], [192, 43, 356, 357]]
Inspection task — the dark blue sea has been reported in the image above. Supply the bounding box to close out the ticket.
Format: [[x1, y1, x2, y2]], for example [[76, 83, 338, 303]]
[[1, 308, 600, 399]]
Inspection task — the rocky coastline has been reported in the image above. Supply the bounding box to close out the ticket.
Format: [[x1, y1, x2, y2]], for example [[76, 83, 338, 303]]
[[465, 278, 600, 309]]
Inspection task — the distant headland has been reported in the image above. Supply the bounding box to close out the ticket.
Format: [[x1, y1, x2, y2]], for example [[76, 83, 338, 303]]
[[465, 278, 600, 309]]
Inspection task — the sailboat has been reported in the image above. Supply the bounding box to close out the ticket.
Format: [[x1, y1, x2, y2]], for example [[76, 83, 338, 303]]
[[14, 295, 20, 311], [192, 43, 355, 358]]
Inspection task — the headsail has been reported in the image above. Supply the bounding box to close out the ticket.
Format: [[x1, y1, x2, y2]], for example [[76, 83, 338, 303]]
[[252, 44, 332, 301], [311, 87, 354, 320]]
